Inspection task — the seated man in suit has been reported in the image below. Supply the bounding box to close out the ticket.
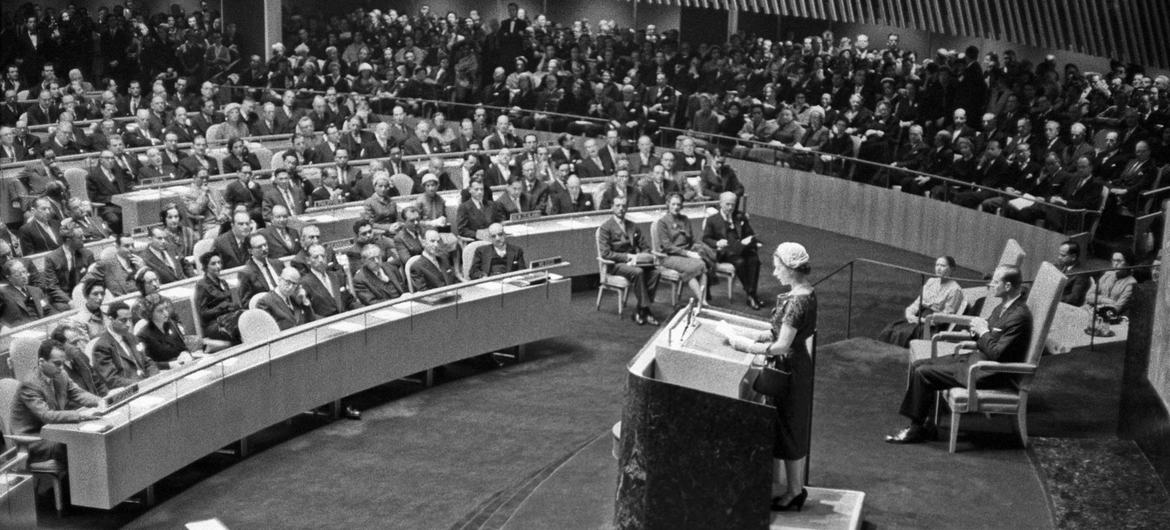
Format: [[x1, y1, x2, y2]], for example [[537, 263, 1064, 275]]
[[886, 266, 1032, 444], [470, 223, 527, 279], [19, 197, 63, 254], [599, 169, 646, 210], [0, 259, 59, 328], [263, 205, 302, 259], [177, 134, 220, 179], [213, 211, 254, 269], [301, 243, 357, 316], [639, 164, 680, 206], [85, 149, 131, 234], [238, 233, 285, 307], [597, 197, 660, 325], [703, 192, 763, 310], [80, 234, 143, 296], [51, 322, 108, 397], [353, 244, 408, 305], [410, 229, 460, 291], [223, 164, 265, 226], [41, 219, 94, 294], [92, 301, 159, 389], [66, 198, 112, 242], [256, 267, 315, 330], [456, 178, 502, 240], [140, 225, 188, 285], [11, 339, 103, 465], [263, 168, 307, 221], [1055, 240, 1091, 305], [548, 174, 595, 214], [493, 178, 531, 220]]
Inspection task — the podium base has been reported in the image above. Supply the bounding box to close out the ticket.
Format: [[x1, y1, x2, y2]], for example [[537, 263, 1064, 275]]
[[770, 488, 864, 530]]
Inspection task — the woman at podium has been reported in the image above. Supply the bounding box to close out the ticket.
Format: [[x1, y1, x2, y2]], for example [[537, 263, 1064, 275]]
[[724, 242, 817, 512]]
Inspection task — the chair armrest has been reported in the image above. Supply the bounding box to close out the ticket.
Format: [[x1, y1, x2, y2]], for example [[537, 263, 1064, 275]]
[[964, 362, 1037, 409], [3, 434, 43, 446], [929, 331, 975, 359], [925, 313, 976, 327]]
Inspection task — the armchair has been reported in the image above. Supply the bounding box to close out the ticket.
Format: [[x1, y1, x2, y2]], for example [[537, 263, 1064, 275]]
[[594, 226, 630, 316], [910, 262, 1067, 452], [0, 378, 66, 515]]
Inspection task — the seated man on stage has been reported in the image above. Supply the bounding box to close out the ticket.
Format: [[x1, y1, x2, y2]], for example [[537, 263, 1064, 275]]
[[703, 191, 763, 309], [11, 339, 103, 466], [886, 266, 1032, 444], [469, 223, 527, 279], [598, 197, 660, 326], [353, 245, 408, 305]]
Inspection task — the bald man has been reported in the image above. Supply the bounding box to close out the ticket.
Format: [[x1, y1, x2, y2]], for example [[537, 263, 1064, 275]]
[[256, 267, 315, 330]]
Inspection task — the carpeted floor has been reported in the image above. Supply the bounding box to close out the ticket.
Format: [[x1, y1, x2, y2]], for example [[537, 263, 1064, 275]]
[[33, 216, 1156, 529]]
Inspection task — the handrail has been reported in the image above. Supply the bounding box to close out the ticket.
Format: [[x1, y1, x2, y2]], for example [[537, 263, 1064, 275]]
[[1141, 184, 1170, 197], [811, 257, 993, 339], [98, 261, 570, 414], [660, 126, 1095, 217]]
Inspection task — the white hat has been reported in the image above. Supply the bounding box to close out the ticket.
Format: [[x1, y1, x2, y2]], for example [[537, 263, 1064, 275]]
[[775, 242, 809, 269], [421, 173, 439, 185]]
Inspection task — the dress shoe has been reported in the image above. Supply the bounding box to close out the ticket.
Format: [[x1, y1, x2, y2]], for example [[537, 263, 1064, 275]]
[[342, 406, 362, 420], [770, 488, 808, 512], [885, 425, 927, 444], [632, 311, 646, 325], [642, 310, 660, 326], [747, 296, 763, 310]]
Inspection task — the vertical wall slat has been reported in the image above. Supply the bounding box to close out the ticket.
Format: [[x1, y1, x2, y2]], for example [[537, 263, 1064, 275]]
[[1013, 0, 1032, 46]]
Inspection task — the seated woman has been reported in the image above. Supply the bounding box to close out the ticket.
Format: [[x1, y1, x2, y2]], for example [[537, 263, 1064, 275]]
[[195, 251, 243, 344], [136, 295, 204, 369], [1085, 251, 1138, 316], [652, 192, 715, 302], [75, 278, 108, 338], [362, 171, 400, 234], [161, 202, 200, 263], [877, 256, 965, 347]]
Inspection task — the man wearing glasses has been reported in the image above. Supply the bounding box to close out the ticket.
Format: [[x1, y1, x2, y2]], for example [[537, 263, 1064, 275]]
[[469, 223, 526, 279], [85, 149, 131, 234], [92, 301, 159, 389], [52, 322, 108, 397], [11, 338, 103, 466], [256, 267, 315, 330]]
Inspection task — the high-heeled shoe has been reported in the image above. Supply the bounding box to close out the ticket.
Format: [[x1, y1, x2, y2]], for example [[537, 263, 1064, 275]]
[[770, 488, 808, 512]]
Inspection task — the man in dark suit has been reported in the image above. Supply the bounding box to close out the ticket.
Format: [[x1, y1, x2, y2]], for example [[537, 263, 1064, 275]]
[[470, 224, 526, 279], [639, 164, 680, 206], [251, 102, 282, 137], [0, 260, 58, 328], [41, 220, 94, 294], [92, 301, 159, 389], [598, 196, 660, 325], [484, 149, 516, 190], [178, 135, 221, 179], [262, 169, 307, 220], [238, 233, 285, 307], [410, 229, 460, 291], [86, 150, 131, 233], [1055, 240, 1091, 306], [457, 179, 502, 240], [703, 191, 763, 309], [493, 178, 531, 219], [224, 166, 265, 225], [256, 267, 315, 330], [600, 170, 646, 210], [262, 205, 303, 259], [1042, 155, 1105, 232], [626, 135, 659, 174], [53, 323, 108, 397], [360, 122, 395, 160], [548, 175, 595, 214], [352, 245, 407, 305], [300, 244, 357, 316], [886, 266, 1032, 444], [11, 338, 102, 464], [213, 212, 254, 269], [393, 206, 427, 265], [140, 226, 188, 285], [18, 198, 62, 254], [576, 139, 609, 179]]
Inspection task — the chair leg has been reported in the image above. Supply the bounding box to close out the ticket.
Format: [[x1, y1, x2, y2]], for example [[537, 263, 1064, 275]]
[[51, 475, 64, 516], [949, 412, 961, 453], [1017, 409, 1029, 448], [726, 275, 733, 301], [595, 287, 604, 311], [618, 288, 628, 317]]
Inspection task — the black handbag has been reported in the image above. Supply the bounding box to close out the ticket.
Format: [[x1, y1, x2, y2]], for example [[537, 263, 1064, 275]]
[[752, 360, 792, 397]]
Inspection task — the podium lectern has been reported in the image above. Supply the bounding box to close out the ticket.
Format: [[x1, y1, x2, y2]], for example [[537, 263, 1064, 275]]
[[614, 303, 789, 530]]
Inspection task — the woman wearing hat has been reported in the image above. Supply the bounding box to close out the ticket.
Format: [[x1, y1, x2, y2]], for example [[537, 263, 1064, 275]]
[[722, 242, 817, 512]]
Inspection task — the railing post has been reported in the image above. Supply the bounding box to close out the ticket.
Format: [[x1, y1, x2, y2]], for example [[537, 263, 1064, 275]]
[[846, 261, 855, 339]]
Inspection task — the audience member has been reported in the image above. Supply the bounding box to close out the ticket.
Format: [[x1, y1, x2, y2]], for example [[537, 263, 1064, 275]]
[[10, 339, 102, 466], [877, 256, 966, 347]]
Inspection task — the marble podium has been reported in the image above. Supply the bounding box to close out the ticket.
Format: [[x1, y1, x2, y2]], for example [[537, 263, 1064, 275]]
[[614, 303, 779, 529]]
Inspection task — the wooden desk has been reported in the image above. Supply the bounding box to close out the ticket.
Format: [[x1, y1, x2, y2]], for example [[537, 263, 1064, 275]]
[[41, 267, 572, 509]]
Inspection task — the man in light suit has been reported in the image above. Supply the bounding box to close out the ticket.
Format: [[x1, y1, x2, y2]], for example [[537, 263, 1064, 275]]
[[597, 197, 660, 325], [352, 245, 407, 305], [256, 267, 314, 330], [0, 259, 58, 328], [410, 229, 460, 291], [92, 301, 159, 389], [238, 233, 285, 307], [886, 266, 1033, 444], [80, 235, 142, 297], [469, 224, 526, 279], [702, 192, 763, 309], [11, 339, 102, 464]]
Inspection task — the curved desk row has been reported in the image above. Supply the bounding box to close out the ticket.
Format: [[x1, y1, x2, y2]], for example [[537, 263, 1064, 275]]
[[41, 266, 572, 509]]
